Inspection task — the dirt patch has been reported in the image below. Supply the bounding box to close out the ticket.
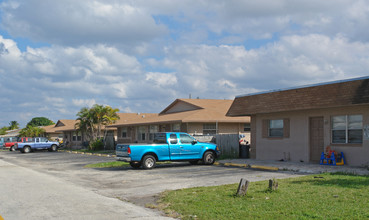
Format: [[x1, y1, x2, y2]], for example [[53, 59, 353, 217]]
[[127, 194, 161, 207]]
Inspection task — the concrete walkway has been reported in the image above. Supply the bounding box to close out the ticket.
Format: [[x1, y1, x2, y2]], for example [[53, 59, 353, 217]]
[[0, 159, 172, 220], [217, 158, 369, 175]]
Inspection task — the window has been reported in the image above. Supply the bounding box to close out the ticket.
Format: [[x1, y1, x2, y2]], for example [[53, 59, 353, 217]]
[[169, 134, 178, 144], [244, 123, 251, 132], [153, 133, 167, 144], [180, 134, 195, 144], [138, 126, 146, 141], [149, 125, 159, 140], [262, 119, 289, 138], [121, 127, 128, 138], [172, 124, 180, 132], [332, 115, 362, 144], [203, 123, 217, 135], [269, 120, 284, 137], [72, 132, 82, 141]]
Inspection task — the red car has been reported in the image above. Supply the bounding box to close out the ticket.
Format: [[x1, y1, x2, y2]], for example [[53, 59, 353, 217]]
[[4, 137, 32, 151]]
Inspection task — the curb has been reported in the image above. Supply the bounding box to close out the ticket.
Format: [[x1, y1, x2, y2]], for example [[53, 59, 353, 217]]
[[215, 161, 279, 171], [59, 150, 116, 158]]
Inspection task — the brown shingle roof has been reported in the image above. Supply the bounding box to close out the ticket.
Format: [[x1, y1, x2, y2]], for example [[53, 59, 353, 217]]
[[53, 119, 79, 132], [42, 124, 62, 133], [110, 113, 158, 126], [110, 99, 250, 126], [55, 114, 158, 131], [227, 77, 369, 116]]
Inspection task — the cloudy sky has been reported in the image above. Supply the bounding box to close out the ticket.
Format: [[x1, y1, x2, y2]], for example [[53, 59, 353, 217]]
[[1, 0, 369, 127]]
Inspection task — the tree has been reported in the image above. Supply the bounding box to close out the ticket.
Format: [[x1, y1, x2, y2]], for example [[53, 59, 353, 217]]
[[0, 126, 8, 135], [75, 107, 95, 141], [19, 126, 46, 137], [75, 105, 120, 147], [27, 117, 54, 127], [9, 121, 19, 130]]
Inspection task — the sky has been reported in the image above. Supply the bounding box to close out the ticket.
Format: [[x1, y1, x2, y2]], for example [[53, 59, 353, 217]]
[[1, 0, 369, 127]]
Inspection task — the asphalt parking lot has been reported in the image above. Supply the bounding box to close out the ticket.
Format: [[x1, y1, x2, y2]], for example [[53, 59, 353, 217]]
[[0, 150, 303, 213]]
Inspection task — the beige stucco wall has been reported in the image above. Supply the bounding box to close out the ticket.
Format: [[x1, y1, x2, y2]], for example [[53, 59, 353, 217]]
[[187, 123, 203, 135], [47, 133, 63, 141], [253, 105, 369, 166]]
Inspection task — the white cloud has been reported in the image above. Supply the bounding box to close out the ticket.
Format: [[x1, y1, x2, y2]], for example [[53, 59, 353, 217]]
[[72, 99, 96, 107], [0, 0, 167, 46], [145, 72, 177, 86]]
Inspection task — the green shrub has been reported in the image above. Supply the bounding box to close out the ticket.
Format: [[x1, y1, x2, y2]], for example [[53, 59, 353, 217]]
[[89, 139, 104, 151]]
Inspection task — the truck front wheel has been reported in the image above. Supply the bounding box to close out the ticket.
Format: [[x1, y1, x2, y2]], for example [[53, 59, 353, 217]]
[[203, 151, 215, 165], [9, 146, 15, 151], [142, 155, 156, 169]]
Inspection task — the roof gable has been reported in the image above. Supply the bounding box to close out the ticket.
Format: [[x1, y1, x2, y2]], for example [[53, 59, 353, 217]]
[[227, 77, 369, 116], [160, 99, 202, 115]]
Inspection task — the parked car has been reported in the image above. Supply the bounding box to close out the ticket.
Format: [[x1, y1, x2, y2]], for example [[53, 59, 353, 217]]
[[4, 137, 20, 151], [16, 137, 60, 153], [0, 137, 4, 149], [5, 137, 34, 151], [116, 132, 220, 169]]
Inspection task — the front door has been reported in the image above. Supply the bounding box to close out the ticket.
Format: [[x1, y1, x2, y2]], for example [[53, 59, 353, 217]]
[[309, 117, 324, 162], [178, 133, 202, 160]]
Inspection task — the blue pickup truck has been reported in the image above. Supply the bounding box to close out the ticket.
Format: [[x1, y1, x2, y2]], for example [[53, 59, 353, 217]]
[[16, 137, 59, 153], [116, 132, 220, 169]]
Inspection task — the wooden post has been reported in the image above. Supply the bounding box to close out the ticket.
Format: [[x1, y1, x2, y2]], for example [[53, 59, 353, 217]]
[[269, 179, 278, 191], [237, 178, 250, 196]]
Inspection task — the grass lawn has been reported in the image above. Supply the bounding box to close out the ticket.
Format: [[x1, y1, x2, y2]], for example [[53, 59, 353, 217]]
[[157, 173, 369, 219], [84, 161, 130, 168]]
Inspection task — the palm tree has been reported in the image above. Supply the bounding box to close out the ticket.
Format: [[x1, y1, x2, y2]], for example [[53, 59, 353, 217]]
[[102, 106, 120, 149], [9, 121, 19, 130], [75, 107, 95, 141], [90, 104, 106, 139], [19, 126, 45, 137], [75, 104, 120, 146]]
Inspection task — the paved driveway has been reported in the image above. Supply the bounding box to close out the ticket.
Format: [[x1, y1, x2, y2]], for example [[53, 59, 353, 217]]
[[0, 151, 303, 217]]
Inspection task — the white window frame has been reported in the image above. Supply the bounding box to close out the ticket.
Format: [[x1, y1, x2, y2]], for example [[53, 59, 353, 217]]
[[331, 115, 362, 144], [203, 123, 217, 135], [121, 127, 128, 138], [149, 125, 159, 140], [137, 126, 146, 141]]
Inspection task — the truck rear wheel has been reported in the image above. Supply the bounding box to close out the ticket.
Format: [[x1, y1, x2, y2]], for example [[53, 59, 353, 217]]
[[9, 146, 15, 151], [23, 146, 31, 153], [142, 155, 156, 169], [130, 162, 141, 169], [50, 145, 57, 152], [203, 151, 215, 165]]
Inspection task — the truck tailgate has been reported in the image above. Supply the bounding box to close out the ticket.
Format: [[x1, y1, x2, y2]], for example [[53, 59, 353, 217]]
[[116, 144, 130, 157]]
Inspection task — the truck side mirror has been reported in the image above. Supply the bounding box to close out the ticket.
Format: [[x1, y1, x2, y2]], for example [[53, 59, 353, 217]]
[[192, 140, 197, 145]]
